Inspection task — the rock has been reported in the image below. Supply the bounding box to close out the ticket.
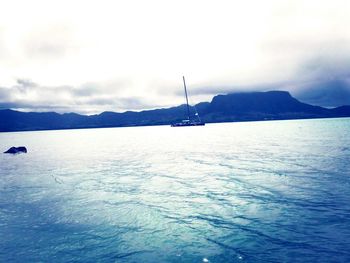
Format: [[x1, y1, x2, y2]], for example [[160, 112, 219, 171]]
[[4, 146, 27, 154]]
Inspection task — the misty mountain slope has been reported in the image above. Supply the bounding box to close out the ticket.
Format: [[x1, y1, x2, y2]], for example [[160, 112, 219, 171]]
[[294, 79, 350, 107]]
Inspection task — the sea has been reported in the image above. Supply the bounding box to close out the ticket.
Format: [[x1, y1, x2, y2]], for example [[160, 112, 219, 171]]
[[0, 118, 350, 263]]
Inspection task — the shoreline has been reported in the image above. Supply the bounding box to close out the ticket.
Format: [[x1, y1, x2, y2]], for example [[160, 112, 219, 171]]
[[1, 116, 349, 133]]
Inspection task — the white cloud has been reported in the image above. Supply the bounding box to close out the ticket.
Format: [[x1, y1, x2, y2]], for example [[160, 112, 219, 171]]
[[0, 0, 349, 112]]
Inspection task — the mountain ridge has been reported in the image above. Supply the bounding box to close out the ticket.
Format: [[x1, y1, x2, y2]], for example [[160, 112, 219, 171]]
[[1, 91, 350, 132]]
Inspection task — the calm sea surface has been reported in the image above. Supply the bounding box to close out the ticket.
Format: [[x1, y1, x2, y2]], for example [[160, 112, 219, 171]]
[[0, 118, 350, 262]]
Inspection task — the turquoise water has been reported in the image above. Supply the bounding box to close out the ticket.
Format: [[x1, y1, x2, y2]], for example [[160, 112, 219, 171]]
[[0, 118, 350, 262]]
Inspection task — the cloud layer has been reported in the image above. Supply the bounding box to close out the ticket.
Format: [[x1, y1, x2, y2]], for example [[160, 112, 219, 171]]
[[0, 0, 350, 113]]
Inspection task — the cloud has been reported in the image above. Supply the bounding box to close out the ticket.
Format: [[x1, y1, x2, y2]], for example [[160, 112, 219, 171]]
[[24, 25, 78, 59], [292, 79, 350, 107], [295, 55, 350, 83], [0, 78, 158, 114], [0, 85, 11, 100], [288, 55, 350, 107], [16, 78, 38, 88], [0, 1, 350, 111]]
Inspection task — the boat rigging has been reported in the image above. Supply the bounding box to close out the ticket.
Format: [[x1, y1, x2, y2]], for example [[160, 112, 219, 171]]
[[171, 76, 205, 127]]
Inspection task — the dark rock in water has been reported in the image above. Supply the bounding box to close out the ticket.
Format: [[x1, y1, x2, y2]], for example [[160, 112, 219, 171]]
[[4, 146, 27, 154]]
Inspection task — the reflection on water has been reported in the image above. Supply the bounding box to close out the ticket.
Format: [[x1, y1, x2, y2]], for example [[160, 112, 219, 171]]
[[1, 118, 350, 262]]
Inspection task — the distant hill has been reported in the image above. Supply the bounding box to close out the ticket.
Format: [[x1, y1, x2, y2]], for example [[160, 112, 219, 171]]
[[1, 91, 349, 132]]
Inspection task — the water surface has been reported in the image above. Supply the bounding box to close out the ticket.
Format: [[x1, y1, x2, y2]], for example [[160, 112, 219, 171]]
[[1, 118, 350, 262]]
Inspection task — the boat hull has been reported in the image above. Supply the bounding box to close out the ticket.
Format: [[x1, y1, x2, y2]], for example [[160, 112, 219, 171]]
[[171, 122, 205, 127]]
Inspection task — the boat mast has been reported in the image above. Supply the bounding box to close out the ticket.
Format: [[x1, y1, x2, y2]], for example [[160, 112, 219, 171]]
[[183, 76, 191, 121]]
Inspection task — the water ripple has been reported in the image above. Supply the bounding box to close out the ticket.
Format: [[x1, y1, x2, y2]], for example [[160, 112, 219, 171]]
[[1, 119, 350, 262]]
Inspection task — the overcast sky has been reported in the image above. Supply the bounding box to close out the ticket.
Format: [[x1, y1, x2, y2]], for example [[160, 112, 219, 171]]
[[0, 0, 349, 114]]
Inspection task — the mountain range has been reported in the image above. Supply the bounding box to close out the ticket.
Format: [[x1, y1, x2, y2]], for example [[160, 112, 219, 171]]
[[1, 91, 349, 132]]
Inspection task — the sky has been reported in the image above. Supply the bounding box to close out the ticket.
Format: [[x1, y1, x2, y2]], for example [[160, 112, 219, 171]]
[[0, 0, 350, 114]]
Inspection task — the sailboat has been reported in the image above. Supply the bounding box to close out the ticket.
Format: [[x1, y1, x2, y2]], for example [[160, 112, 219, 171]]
[[171, 76, 205, 127]]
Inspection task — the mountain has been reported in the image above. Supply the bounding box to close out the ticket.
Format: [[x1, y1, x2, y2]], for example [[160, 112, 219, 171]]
[[202, 91, 330, 122], [1, 91, 349, 132]]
